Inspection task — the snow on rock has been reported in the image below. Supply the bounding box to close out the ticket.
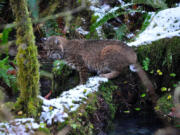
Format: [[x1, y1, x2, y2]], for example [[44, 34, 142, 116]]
[[89, 0, 119, 38], [128, 7, 180, 46], [39, 76, 108, 125], [90, 4, 111, 21], [118, 0, 126, 6], [0, 118, 43, 135], [76, 27, 89, 35], [0, 77, 108, 134]]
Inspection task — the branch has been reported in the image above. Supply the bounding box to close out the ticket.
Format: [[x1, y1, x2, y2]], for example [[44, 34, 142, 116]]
[[0, 0, 86, 30]]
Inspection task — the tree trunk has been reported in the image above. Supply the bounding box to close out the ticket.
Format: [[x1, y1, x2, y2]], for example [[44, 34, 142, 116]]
[[10, 0, 40, 117]]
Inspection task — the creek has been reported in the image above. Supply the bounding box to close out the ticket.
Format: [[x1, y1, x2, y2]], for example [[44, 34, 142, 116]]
[[108, 112, 164, 135]]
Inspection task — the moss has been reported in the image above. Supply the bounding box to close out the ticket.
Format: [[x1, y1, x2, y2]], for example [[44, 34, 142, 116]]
[[68, 93, 97, 135], [57, 120, 69, 131], [51, 60, 79, 97], [66, 81, 118, 135], [156, 94, 173, 115], [137, 37, 180, 71], [99, 81, 118, 119], [136, 37, 180, 120], [4, 102, 14, 110], [10, 0, 40, 117], [14, 97, 42, 118], [0, 89, 5, 101], [37, 127, 51, 135], [136, 37, 180, 89]]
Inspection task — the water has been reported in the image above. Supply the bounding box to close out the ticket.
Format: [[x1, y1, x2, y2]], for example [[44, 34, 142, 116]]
[[108, 114, 163, 135]]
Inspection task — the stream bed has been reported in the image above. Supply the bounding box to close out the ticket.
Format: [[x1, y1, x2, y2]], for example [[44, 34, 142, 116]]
[[108, 113, 164, 135]]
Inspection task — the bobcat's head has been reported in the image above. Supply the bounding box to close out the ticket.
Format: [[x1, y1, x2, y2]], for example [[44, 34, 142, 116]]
[[43, 36, 66, 59]]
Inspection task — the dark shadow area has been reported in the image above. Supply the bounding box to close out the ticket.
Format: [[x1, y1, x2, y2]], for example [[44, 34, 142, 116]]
[[108, 110, 164, 135]]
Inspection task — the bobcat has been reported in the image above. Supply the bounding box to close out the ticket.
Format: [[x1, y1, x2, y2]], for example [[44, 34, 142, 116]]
[[43, 36, 137, 82], [43, 36, 157, 102]]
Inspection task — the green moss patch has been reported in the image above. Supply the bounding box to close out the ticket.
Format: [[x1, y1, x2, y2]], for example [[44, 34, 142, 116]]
[[65, 81, 118, 135]]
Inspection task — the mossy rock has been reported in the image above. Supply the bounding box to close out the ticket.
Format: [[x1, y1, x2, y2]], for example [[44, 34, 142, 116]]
[[67, 81, 118, 135], [155, 94, 173, 115], [52, 60, 79, 97], [136, 36, 180, 90], [37, 127, 51, 135]]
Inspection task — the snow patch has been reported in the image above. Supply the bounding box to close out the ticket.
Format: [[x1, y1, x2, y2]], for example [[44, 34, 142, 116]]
[[39, 76, 108, 125], [128, 7, 180, 46], [0, 118, 43, 135], [76, 27, 89, 35], [118, 0, 126, 6], [89, 0, 120, 39], [0, 76, 108, 134]]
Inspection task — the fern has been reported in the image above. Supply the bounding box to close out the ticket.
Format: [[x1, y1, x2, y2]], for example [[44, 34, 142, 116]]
[[88, 5, 142, 38], [0, 28, 12, 45], [0, 57, 11, 86], [115, 24, 128, 40], [42, 19, 62, 37], [0, 57, 17, 93], [89, 7, 126, 35], [134, 12, 155, 39], [140, 13, 153, 32]]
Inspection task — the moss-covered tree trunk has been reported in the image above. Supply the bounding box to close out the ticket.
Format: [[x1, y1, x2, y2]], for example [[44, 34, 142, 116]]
[[10, 0, 40, 117]]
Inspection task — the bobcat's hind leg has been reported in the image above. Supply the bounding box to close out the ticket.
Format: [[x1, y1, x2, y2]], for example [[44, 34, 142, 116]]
[[99, 71, 120, 79]]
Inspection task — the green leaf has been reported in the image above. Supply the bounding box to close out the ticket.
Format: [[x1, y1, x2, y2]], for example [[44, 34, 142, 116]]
[[169, 73, 176, 77], [142, 57, 150, 71], [173, 84, 177, 88], [1, 28, 12, 45], [83, 89, 87, 94], [161, 87, 167, 92], [88, 6, 139, 37], [175, 124, 180, 128], [150, 70, 154, 74], [0, 70, 10, 87], [40, 123, 46, 128], [71, 124, 77, 129], [135, 108, 141, 111], [115, 24, 128, 40], [123, 110, 130, 114], [0, 56, 17, 89], [140, 93, 146, 98]]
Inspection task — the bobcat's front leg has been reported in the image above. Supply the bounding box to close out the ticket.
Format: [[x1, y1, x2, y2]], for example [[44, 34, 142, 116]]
[[70, 55, 88, 84], [79, 67, 88, 84]]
